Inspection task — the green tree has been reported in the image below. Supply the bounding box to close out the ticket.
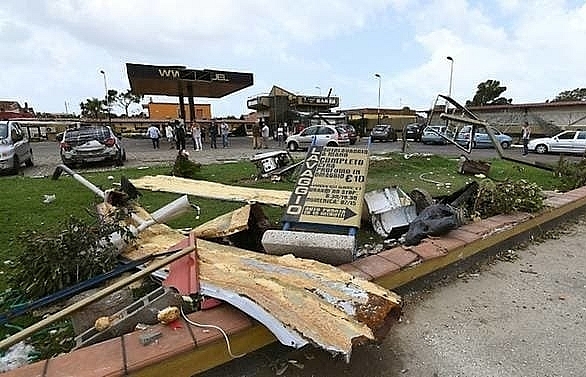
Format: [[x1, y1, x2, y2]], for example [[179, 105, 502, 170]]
[[466, 79, 512, 107], [107, 89, 143, 117], [551, 88, 586, 102], [80, 97, 106, 119]]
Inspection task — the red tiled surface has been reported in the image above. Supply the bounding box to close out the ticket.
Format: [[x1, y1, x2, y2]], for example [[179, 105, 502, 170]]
[[378, 247, 420, 269], [45, 337, 124, 377], [545, 196, 574, 208], [350, 255, 400, 279], [2, 360, 46, 377], [187, 304, 253, 346], [447, 228, 482, 244], [460, 221, 492, 236], [407, 239, 447, 260], [123, 318, 197, 373], [428, 235, 466, 252], [338, 263, 375, 280]]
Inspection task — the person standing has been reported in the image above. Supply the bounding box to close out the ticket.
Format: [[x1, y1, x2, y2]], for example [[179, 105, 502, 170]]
[[522, 122, 531, 156], [165, 122, 174, 148], [209, 120, 218, 149], [146, 124, 161, 149], [191, 123, 202, 151], [252, 120, 261, 149], [174, 119, 187, 151], [220, 121, 230, 148], [261, 121, 270, 149], [277, 123, 284, 147]]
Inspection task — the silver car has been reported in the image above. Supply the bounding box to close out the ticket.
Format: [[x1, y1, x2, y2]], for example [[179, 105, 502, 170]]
[[286, 125, 350, 151], [60, 124, 126, 167], [528, 130, 586, 154], [0, 121, 34, 174]]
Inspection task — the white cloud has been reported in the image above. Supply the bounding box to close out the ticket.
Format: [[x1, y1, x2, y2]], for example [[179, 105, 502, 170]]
[[0, 0, 585, 116]]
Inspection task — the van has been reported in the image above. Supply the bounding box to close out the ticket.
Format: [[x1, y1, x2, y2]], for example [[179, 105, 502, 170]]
[[0, 121, 34, 174]]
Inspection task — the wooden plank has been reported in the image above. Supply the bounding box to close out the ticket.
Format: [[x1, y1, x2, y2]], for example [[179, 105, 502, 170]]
[[129, 175, 292, 206]]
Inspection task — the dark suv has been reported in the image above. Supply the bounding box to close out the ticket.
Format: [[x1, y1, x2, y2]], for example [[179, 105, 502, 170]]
[[60, 124, 126, 167], [370, 124, 397, 142], [404, 123, 425, 142]]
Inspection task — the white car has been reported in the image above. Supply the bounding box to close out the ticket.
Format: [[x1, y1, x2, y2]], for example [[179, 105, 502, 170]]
[[0, 120, 34, 174], [528, 130, 586, 154], [285, 125, 350, 151]]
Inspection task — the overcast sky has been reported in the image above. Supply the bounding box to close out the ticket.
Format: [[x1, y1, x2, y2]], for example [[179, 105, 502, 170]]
[[1, 0, 585, 117]]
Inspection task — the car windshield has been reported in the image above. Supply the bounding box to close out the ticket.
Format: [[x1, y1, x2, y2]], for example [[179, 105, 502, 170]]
[[374, 126, 388, 131], [0, 123, 7, 139], [64, 126, 111, 142]]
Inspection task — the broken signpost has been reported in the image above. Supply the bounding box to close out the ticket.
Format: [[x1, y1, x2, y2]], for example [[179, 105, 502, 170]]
[[262, 146, 369, 265]]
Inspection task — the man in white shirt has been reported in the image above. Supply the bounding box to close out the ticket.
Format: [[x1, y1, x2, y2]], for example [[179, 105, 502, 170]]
[[146, 124, 161, 149], [220, 122, 230, 148], [261, 122, 270, 149]]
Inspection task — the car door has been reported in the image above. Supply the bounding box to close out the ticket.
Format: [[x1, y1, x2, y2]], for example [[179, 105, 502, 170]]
[[573, 131, 586, 154], [551, 131, 576, 153], [10, 123, 28, 163], [316, 126, 335, 146], [298, 126, 319, 149]]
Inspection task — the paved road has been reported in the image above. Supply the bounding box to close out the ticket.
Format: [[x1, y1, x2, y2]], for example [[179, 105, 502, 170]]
[[201, 215, 586, 377], [23, 136, 579, 177]]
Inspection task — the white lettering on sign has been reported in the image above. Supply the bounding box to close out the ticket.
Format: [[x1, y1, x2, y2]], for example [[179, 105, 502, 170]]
[[158, 69, 180, 78]]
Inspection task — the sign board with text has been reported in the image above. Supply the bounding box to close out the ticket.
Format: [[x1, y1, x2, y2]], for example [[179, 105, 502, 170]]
[[282, 146, 369, 228]]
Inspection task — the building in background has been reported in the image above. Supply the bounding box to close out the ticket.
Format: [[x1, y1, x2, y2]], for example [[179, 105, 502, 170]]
[[0, 101, 35, 120], [143, 100, 212, 121]]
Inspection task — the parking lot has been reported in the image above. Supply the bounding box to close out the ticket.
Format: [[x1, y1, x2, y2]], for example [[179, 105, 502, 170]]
[[21, 135, 582, 178]]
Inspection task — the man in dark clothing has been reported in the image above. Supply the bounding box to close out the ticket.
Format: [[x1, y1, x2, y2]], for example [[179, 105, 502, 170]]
[[174, 119, 187, 151], [209, 120, 218, 149]]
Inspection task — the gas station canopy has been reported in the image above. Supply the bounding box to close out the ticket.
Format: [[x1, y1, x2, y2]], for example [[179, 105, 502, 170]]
[[126, 63, 253, 98]]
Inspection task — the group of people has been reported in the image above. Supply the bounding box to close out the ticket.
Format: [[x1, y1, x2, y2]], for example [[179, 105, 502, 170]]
[[251, 119, 271, 149], [146, 119, 232, 152]]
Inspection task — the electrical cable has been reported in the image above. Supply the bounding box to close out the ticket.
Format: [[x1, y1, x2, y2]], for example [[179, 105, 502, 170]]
[[179, 306, 246, 359]]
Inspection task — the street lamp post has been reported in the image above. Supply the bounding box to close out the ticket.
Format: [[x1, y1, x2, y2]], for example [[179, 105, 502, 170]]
[[315, 86, 321, 96], [99, 70, 112, 125], [374, 73, 381, 125], [446, 56, 454, 98]]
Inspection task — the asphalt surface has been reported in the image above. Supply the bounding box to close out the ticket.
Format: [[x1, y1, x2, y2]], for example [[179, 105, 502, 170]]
[[22, 136, 579, 177]]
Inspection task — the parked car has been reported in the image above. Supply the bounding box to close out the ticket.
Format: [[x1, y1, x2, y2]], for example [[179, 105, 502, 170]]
[[404, 123, 425, 142], [285, 124, 350, 151], [60, 124, 126, 167], [421, 125, 454, 145], [456, 125, 513, 149], [0, 120, 34, 174], [339, 124, 358, 145], [528, 130, 586, 154], [370, 124, 397, 142]]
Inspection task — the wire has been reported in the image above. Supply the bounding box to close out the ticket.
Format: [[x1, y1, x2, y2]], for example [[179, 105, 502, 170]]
[[180, 306, 246, 359]]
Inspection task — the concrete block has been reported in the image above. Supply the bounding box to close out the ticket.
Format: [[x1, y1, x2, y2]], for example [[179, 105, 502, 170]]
[[262, 230, 355, 265]]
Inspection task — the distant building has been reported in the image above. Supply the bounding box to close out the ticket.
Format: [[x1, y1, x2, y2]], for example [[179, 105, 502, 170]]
[[0, 101, 35, 120], [247, 85, 341, 132]]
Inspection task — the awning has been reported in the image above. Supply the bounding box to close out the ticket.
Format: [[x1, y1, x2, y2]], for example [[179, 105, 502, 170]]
[[126, 63, 253, 98]]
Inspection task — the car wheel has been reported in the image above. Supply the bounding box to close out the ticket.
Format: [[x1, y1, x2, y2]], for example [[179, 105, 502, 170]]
[[287, 141, 298, 151], [326, 141, 337, 147], [11, 156, 20, 175], [535, 144, 548, 154], [500, 141, 510, 149], [472, 141, 477, 148], [25, 152, 34, 167]]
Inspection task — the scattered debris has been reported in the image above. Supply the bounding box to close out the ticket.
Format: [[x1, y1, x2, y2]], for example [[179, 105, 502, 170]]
[[457, 155, 491, 175], [42, 194, 55, 204], [250, 150, 300, 179], [404, 204, 460, 246], [139, 330, 162, 346], [364, 187, 417, 238]]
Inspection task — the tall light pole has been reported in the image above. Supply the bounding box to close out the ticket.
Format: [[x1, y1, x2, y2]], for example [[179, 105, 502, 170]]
[[446, 56, 454, 98], [99, 69, 112, 124], [315, 86, 321, 96], [374, 73, 381, 125]]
